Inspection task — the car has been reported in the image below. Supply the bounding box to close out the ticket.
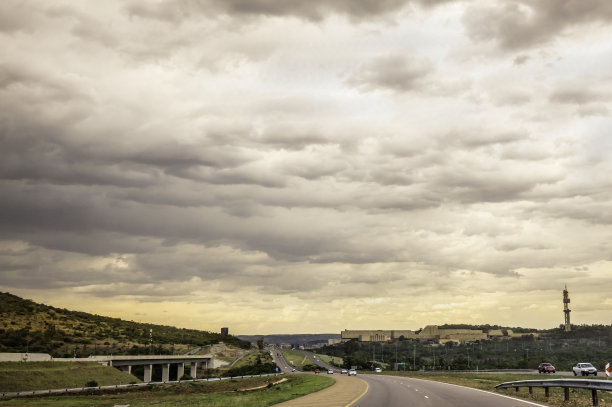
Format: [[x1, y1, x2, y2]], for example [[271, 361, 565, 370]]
[[348, 369, 357, 376], [291, 368, 296, 372], [374, 367, 382, 373], [573, 363, 597, 376], [538, 363, 556, 373], [314, 369, 320, 374], [341, 369, 348, 374], [327, 369, 334, 374]]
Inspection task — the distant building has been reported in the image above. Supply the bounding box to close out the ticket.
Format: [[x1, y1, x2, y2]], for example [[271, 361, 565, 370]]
[[419, 325, 488, 344], [341, 329, 417, 342], [341, 326, 487, 344], [221, 327, 229, 336], [341, 325, 541, 344]]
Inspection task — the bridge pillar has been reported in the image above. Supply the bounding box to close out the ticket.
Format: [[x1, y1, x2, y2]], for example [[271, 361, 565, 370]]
[[119, 365, 132, 374], [144, 364, 153, 382], [191, 362, 198, 379], [162, 363, 170, 382], [177, 363, 185, 379]]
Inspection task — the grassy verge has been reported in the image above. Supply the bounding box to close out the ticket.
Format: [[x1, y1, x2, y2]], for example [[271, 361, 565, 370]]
[[383, 371, 612, 406], [0, 374, 334, 407], [231, 352, 269, 369], [314, 354, 343, 367], [280, 350, 314, 370], [0, 362, 140, 392]]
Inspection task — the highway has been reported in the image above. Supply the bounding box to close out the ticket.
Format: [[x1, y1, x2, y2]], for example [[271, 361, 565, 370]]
[[271, 348, 553, 406], [352, 374, 547, 407], [302, 350, 340, 372], [268, 346, 298, 373]]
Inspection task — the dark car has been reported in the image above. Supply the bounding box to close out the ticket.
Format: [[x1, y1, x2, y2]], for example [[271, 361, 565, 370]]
[[538, 362, 556, 373], [314, 369, 320, 374]]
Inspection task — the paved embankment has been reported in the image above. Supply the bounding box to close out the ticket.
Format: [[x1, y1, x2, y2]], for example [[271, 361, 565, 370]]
[[273, 374, 368, 407]]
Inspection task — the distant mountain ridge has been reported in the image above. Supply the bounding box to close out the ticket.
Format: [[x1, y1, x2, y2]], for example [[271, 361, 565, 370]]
[[238, 334, 340, 346], [0, 292, 250, 357]]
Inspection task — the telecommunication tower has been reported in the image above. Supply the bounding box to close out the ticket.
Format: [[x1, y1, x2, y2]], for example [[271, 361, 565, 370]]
[[563, 285, 571, 332]]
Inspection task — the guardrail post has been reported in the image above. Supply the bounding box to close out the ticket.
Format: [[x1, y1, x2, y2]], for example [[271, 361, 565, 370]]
[[545, 387, 549, 398], [515, 387, 519, 392], [564, 387, 569, 401], [528, 386, 532, 394], [592, 389, 598, 406]]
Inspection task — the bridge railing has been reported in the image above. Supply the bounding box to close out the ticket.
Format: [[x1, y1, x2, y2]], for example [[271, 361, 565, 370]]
[[495, 378, 612, 406], [0, 373, 284, 398]]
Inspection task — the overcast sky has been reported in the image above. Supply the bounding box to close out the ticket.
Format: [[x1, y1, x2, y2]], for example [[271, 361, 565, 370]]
[[1, 0, 612, 335]]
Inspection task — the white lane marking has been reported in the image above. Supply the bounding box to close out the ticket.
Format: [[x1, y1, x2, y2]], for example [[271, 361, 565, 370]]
[[405, 377, 549, 407]]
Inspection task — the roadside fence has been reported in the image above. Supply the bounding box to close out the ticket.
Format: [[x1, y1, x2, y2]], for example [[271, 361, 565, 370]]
[[0, 372, 284, 398], [496, 378, 612, 406]]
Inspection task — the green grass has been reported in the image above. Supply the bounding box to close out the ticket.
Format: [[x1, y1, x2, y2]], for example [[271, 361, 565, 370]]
[[0, 362, 140, 392], [314, 354, 343, 366], [383, 371, 612, 407], [0, 374, 334, 406], [280, 350, 313, 370], [231, 352, 271, 369]]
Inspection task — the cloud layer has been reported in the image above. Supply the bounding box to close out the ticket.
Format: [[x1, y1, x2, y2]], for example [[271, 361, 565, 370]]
[[1, 0, 612, 333]]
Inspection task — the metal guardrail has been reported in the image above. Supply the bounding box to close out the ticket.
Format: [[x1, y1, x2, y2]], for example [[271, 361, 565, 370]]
[[0, 373, 284, 399], [496, 379, 612, 406]]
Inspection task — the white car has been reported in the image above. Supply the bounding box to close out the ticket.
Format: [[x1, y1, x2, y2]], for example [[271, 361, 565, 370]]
[[341, 369, 348, 374], [348, 369, 357, 376], [374, 367, 382, 373], [327, 369, 334, 374], [573, 363, 597, 376]]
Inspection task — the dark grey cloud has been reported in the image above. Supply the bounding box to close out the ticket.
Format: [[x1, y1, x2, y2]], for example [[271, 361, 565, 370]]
[[345, 55, 434, 93], [462, 0, 612, 50], [125, 0, 455, 23], [550, 84, 608, 105]]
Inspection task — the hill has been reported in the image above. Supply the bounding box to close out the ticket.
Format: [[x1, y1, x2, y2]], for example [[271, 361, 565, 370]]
[[0, 292, 250, 357], [0, 361, 140, 392], [318, 324, 612, 371], [238, 334, 340, 346]]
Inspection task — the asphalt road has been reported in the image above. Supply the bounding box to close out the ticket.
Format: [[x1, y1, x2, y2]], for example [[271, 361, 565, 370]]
[[302, 350, 340, 372], [268, 346, 297, 374], [352, 374, 548, 407]]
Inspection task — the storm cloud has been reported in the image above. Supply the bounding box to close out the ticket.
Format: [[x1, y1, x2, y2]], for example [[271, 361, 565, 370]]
[[1, 0, 611, 333]]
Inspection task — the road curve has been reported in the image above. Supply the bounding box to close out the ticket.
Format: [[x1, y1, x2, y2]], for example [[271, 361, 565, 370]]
[[353, 375, 548, 407], [273, 374, 368, 407], [302, 350, 341, 372], [268, 346, 297, 374]]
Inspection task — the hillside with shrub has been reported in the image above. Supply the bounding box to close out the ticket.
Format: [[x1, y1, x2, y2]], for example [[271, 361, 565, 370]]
[[318, 324, 612, 372], [0, 292, 250, 357]]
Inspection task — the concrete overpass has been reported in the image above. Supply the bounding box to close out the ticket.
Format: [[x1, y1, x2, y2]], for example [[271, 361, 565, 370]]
[[95, 355, 214, 382]]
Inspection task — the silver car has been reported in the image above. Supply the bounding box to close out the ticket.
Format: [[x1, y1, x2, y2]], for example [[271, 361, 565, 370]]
[[573, 362, 597, 376]]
